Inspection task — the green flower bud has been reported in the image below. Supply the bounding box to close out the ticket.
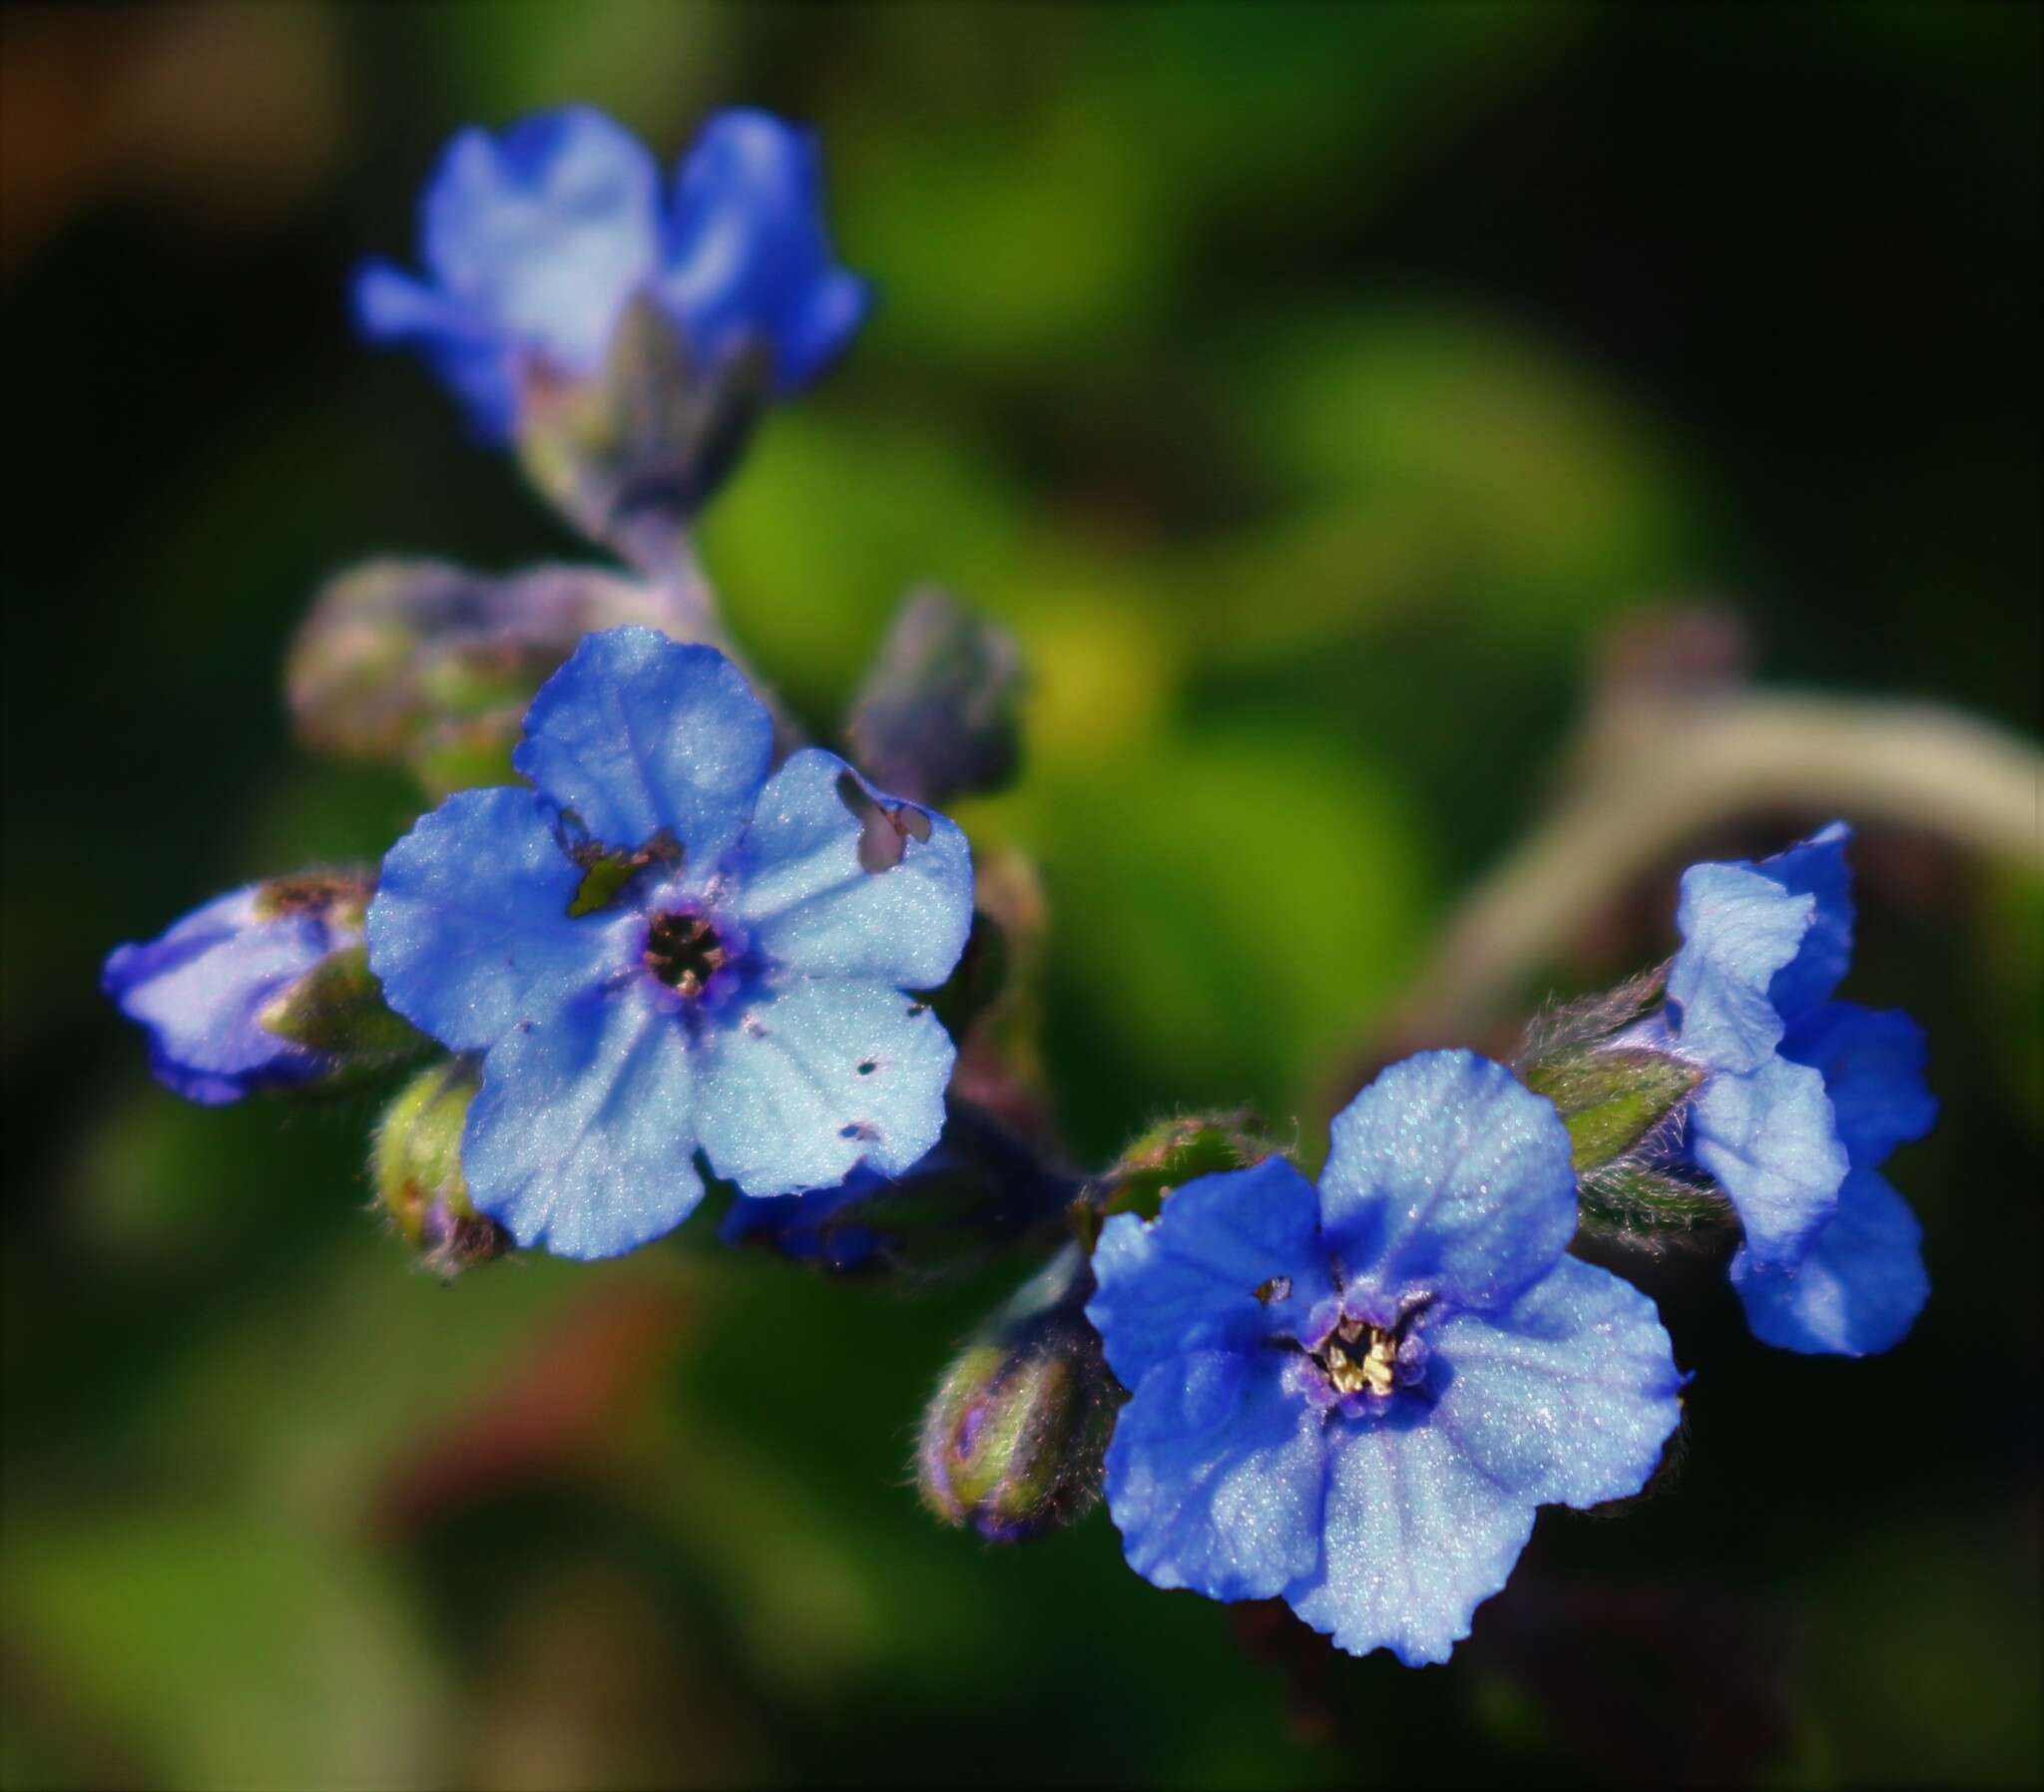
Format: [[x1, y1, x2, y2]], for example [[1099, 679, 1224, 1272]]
[[916, 1247, 1122, 1542], [1091, 1110, 1278, 1231], [372, 1058, 506, 1277]]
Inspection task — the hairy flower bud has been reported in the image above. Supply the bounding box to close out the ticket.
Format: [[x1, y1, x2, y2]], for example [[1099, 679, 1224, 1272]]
[[373, 1058, 507, 1276], [917, 1247, 1121, 1541], [1090, 1110, 1278, 1231]]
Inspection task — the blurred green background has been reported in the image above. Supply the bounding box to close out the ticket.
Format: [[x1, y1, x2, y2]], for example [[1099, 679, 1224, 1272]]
[[3, 3, 2039, 1787]]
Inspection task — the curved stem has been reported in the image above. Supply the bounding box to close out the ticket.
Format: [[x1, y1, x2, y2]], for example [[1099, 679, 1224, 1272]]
[[1388, 691, 2043, 1042]]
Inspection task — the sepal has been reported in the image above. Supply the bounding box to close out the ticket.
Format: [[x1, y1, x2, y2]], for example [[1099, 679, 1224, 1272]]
[[516, 295, 772, 569], [373, 1057, 507, 1277]]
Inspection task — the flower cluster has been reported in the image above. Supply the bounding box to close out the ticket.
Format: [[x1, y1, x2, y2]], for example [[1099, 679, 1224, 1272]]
[[103, 102, 1942, 1670], [355, 107, 866, 439]]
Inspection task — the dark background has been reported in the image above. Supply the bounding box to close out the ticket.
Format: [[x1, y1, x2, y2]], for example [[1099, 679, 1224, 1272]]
[[3, 4, 2038, 1786]]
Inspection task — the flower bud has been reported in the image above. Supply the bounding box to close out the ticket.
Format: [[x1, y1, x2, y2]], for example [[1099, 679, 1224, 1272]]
[[104, 873, 418, 1104], [287, 558, 689, 794], [373, 1058, 507, 1276], [917, 1247, 1121, 1541], [1092, 1110, 1277, 1228], [846, 588, 1025, 808]]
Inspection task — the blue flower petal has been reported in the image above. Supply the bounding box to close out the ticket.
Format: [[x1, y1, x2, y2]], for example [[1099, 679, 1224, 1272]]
[[1688, 1054, 1846, 1267], [1427, 1255, 1684, 1509], [1667, 862, 1815, 1074], [351, 261, 519, 438], [729, 749, 973, 990], [1317, 1050, 1577, 1315], [463, 981, 701, 1259], [1104, 1349, 1329, 1602], [1752, 822, 1855, 1028], [514, 629, 773, 863], [694, 976, 954, 1195], [656, 108, 869, 391], [1785, 1001, 1936, 1171], [1667, 823, 1855, 1073], [368, 786, 627, 1053], [102, 887, 339, 1104], [1282, 1411, 1536, 1665], [420, 108, 660, 374], [1085, 1158, 1335, 1391], [1731, 1168, 1927, 1356]]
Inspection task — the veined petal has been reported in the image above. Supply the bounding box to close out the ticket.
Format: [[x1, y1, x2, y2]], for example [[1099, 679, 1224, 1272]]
[[1318, 1051, 1577, 1314], [1667, 863, 1813, 1074], [1085, 1158, 1335, 1391], [368, 785, 626, 1053], [463, 981, 701, 1259], [1732, 1168, 1927, 1357], [729, 748, 972, 990], [1283, 1412, 1536, 1666], [513, 629, 773, 864], [1428, 1255, 1684, 1510], [1104, 1349, 1329, 1602], [1667, 823, 1855, 1073], [1689, 1055, 1846, 1267], [694, 976, 953, 1196], [1785, 1002, 1936, 1171]]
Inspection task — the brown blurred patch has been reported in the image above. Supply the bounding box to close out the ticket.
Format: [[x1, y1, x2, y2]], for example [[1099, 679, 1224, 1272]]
[[1, 2, 344, 278], [372, 1280, 692, 1538]]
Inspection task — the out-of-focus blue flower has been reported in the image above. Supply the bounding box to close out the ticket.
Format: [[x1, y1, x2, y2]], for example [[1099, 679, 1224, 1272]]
[[367, 627, 973, 1261], [353, 106, 868, 438], [721, 1102, 1073, 1275], [103, 876, 370, 1104], [1086, 1050, 1684, 1665], [1656, 823, 1936, 1354]]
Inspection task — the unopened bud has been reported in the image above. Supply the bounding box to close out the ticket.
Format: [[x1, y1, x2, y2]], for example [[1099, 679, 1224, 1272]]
[[104, 872, 418, 1105], [917, 1247, 1121, 1541], [1092, 1110, 1277, 1230], [288, 558, 688, 794], [847, 588, 1025, 808], [373, 1058, 506, 1276]]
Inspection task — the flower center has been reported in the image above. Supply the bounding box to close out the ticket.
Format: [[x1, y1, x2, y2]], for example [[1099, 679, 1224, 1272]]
[[644, 911, 728, 996], [1312, 1318, 1400, 1398]]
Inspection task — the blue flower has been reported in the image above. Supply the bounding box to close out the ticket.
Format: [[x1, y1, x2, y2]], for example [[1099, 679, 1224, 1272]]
[[1658, 823, 1936, 1354], [366, 627, 973, 1261], [354, 106, 868, 438], [1086, 1050, 1684, 1665], [103, 876, 369, 1105]]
